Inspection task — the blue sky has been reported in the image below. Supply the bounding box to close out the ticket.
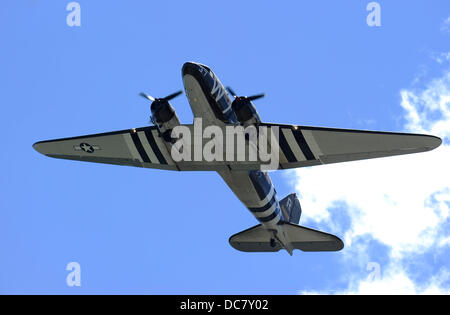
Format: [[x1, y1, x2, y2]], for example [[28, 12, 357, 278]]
[[1, 1, 450, 294]]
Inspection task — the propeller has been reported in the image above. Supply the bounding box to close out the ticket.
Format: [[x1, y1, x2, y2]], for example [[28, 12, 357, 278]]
[[139, 90, 183, 125], [226, 87, 264, 123], [139, 92, 155, 102], [226, 87, 237, 97], [139, 90, 183, 103], [226, 87, 265, 102]]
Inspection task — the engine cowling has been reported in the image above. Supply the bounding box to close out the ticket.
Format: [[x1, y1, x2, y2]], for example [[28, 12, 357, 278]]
[[231, 98, 262, 127], [151, 99, 180, 142]]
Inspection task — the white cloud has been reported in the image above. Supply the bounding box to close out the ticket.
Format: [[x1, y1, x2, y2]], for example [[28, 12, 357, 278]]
[[401, 72, 450, 138], [295, 146, 450, 257], [300, 267, 450, 295], [293, 70, 450, 293], [441, 16, 450, 34], [432, 52, 450, 64]]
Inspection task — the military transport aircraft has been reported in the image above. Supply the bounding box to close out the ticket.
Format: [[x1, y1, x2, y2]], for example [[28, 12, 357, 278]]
[[33, 62, 442, 255]]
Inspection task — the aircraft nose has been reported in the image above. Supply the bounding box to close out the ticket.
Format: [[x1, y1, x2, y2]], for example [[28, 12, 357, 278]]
[[181, 61, 210, 77], [182, 62, 199, 75], [183, 61, 198, 67]]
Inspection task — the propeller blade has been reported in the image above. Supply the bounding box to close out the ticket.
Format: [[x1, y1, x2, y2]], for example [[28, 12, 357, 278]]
[[226, 87, 237, 97], [163, 90, 183, 101], [139, 92, 155, 102], [247, 93, 265, 101], [226, 87, 264, 101]]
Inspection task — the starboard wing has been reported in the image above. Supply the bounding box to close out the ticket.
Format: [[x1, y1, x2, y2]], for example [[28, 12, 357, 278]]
[[260, 123, 442, 169]]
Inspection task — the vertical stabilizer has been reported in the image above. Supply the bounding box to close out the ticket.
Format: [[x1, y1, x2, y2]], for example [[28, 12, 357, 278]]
[[279, 193, 302, 224]]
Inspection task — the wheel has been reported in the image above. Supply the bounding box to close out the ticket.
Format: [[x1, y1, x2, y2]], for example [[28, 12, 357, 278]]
[[270, 238, 276, 248]]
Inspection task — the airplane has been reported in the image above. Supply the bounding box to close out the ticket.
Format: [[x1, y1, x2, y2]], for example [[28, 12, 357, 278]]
[[33, 62, 442, 255]]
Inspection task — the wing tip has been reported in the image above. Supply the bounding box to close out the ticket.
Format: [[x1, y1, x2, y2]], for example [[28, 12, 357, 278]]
[[32, 141, 45, 155], [335, 237, 345, 251], [33, 140, 52, 156], [426, 135, 442, 151]]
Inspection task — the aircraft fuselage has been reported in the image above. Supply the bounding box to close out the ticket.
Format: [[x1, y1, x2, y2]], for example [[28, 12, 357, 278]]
[[181, 62, 292, 253]]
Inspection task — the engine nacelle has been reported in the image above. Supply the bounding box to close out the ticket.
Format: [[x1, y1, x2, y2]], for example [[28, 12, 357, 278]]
[[232, 98, 262, 127], [151, 100, 180, 142]]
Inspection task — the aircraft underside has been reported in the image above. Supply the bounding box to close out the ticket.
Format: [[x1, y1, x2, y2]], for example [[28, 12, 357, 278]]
[[32, 62, 442, 254]]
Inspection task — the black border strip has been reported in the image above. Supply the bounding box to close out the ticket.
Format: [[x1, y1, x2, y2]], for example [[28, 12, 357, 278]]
[[278, 129, 297, 162], [259, 207, 281, 222], [130, 132, 150, 163], [292, 130, 315, 160], [144, 130, 167, 165], [248, 195, 277, 213], [249, 171, 272, 200]]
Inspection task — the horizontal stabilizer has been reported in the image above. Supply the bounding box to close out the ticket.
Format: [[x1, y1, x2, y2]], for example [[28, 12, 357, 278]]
[[229, 223, 343, 253]]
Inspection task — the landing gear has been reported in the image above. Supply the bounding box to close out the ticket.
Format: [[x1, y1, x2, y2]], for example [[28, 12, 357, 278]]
[[270, 238, 276, 248]]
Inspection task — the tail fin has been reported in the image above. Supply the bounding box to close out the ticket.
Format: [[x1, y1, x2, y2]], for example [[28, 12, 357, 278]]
[[229, 223, 344, 253], [280, 193, 302, 224]]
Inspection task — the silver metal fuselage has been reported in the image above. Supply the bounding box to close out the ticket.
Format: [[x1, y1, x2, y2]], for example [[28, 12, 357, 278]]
[[181, 62, 292, 252]]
